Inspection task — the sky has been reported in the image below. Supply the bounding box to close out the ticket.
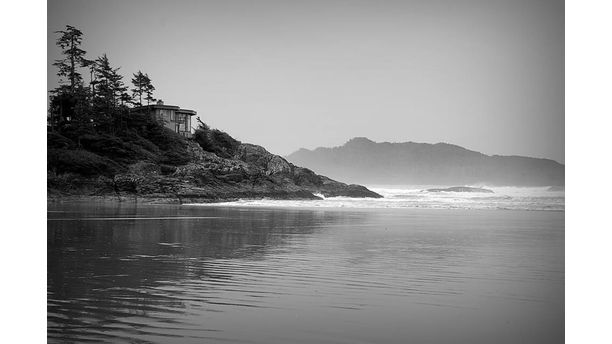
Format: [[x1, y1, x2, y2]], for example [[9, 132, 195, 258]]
[[48, 0, 564, 163]]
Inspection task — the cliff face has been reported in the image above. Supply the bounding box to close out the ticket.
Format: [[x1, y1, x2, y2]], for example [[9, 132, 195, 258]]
[[48, 140, 381, 202], [287, 137, 565, 186]]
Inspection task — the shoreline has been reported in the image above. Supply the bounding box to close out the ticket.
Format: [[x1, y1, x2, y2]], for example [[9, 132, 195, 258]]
[[46, 193, 565, 213], [46, 193, 324, 205]]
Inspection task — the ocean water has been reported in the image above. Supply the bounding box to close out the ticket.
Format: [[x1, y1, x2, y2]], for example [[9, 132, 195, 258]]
[[48, 200, 564, 344], [192, 185, 565, 211]]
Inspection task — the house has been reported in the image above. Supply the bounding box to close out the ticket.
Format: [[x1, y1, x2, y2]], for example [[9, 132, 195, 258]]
[[132, 100, 196, 138]]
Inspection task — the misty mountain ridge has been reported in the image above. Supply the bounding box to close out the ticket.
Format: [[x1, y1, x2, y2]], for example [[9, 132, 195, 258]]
[[287, 137, 564, 186]]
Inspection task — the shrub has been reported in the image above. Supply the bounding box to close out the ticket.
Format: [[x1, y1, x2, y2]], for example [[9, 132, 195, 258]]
[[136, 125, 190, 165], [47, 131, 76, 149], [48, 109, 195, 176], [159, 164, 177, 175], [117, 131, 160, 155], [160, 150, 191, 166], [194, 126, 214, 152], [193, 123, 241, 158], [79, 133, 157, 164], [211, 129, 240, 155], [48, 149, 122, 176]]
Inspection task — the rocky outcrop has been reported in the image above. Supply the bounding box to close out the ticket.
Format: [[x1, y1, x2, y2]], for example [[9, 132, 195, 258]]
[[49, 140, 382, 202], [234, 144, 293, 175]]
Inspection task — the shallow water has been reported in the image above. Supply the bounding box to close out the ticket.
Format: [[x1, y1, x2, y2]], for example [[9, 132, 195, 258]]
[[202, 185, 565, 211], [48, 201, 564, 343]]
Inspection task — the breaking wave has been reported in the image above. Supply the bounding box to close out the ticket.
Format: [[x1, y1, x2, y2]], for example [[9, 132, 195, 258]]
[[188, 185, 564, 211]]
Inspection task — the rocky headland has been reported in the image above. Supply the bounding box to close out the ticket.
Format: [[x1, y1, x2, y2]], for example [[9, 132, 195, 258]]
[[48, 129, 381, 203]]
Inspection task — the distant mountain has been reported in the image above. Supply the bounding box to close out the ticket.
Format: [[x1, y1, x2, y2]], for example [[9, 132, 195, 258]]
[[286, 137, 564, 186]]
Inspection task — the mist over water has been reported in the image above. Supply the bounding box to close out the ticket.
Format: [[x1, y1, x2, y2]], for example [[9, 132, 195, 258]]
[[195, 185, 565, 211]]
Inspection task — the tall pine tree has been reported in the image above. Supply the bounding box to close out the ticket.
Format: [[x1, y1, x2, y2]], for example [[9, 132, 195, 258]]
[[93, 54, 127, 109], [50, 25, 91, 129], [52, 25, 88, 94], [131, 71, 147, 106], [91, 54, 128, 132], [144, 73, 156, 105]]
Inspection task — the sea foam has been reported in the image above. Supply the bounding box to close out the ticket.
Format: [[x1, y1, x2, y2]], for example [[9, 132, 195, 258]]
[[186, 185, 565, 211]]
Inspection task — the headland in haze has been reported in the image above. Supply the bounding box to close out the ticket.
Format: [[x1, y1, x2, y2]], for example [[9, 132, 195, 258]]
[[287, 137, 564, 186]]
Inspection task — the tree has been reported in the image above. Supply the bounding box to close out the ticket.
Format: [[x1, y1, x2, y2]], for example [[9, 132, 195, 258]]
[[131, 71, 155, 106], [48, 85, 91, 129], [52, 25, 88, 94], [93, 54, 127, 109], [48, 25, 164, 135], [131, 71, 147, 106], [120, 92, 131, 106], [90, 54, 128, 132], [49, 25, 94, 130], [144, 73, 156, 105], [82, 58, 96, 98]]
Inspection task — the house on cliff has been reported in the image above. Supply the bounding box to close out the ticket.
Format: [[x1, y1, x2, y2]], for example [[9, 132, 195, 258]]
[[132, 100, 196, 138]]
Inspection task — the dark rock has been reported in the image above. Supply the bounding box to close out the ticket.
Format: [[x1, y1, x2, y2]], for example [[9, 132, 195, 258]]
[[49, 139, 382, 202], [426, 186, 494, 193]]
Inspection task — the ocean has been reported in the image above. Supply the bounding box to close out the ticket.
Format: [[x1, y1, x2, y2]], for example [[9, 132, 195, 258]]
[[193, 185, 565, 212], [48, 188, 564, 343]]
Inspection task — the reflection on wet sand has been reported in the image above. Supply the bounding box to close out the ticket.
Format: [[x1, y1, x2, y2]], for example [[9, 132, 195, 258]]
[[48, 201, 563, 344], [48, 203, 362, 343]]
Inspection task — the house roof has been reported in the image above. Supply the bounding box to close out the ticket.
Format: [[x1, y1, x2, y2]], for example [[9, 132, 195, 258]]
[[132, 104, 180, 111], [176, 109, 197, 116]]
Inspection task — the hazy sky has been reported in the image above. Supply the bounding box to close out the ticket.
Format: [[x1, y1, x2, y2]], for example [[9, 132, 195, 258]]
[[48, 0, 564, 163]]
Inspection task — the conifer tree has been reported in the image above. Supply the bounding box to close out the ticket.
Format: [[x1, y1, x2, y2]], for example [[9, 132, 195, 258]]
[[93, 54, 127, 109], [50, 25, 91, 129], [52, 25, 88, 94], [90, 54, 128, 132], [131, 71, 147, 106], [144, 73, 156, 105]]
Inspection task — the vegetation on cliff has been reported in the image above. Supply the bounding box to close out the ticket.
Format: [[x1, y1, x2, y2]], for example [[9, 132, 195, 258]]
[[47, 25, 381, 202], [47, 117, 382, 201]]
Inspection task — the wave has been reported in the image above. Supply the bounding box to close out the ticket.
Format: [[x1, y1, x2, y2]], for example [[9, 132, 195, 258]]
[[186, 185, 564, 211]]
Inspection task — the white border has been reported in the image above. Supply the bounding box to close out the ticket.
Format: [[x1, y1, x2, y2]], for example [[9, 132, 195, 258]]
[[566, 0, 612, 342], [0, 0, 48, 342], [2, 0, 610, 342]]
